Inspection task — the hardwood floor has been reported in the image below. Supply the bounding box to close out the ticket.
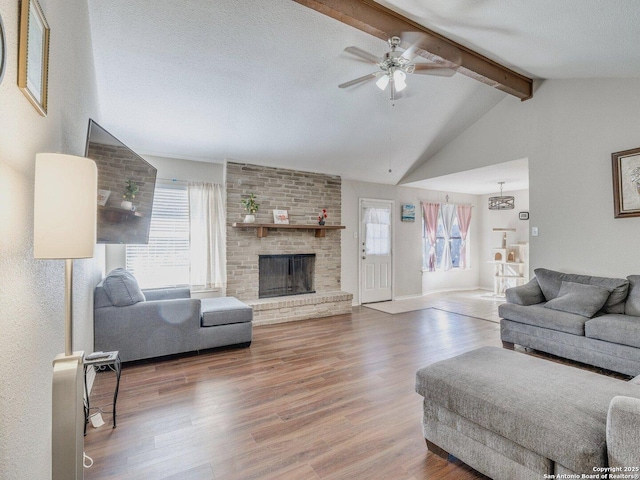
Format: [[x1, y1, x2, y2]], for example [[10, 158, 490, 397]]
[[84, 307, 500, 480]]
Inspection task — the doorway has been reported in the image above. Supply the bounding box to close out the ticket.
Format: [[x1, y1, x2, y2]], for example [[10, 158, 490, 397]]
[[359, 198, 393, 304]]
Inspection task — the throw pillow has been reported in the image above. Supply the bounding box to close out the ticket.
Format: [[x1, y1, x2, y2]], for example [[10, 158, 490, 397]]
[[586, 276, 629, 314], [103, 268, 146, 307], [626, 275, 640, 317], [534, 268, 628, 313], [543, 281, 611, 318], [534, 268, 566, 301]]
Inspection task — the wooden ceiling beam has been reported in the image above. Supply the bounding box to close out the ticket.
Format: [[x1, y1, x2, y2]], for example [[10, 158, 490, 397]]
[[293, 0, 533, 100]]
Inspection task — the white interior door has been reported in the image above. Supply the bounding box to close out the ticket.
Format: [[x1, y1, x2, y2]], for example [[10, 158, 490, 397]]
[[360, 199, 393, 304]]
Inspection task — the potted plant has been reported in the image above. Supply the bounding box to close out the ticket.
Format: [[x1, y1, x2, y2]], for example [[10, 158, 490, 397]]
[[241, 193, 259, 223], [121, 179, 138, 211]]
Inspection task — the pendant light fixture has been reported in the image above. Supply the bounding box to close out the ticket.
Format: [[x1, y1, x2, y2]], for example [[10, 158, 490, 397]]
[[488, 182, 515, 210]]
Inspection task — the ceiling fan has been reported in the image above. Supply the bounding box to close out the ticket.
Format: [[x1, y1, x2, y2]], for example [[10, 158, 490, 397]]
[[338, 35, 459, 98]]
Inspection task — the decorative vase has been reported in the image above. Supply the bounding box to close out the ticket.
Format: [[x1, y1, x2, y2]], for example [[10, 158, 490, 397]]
[[121, 200, 133, 211], [318, 219, 325, 226], [244, 214, 256, 223]]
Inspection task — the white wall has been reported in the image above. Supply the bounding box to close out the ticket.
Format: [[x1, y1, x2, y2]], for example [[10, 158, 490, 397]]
[[341, 180, 481, 304], [478, 189, 530, 289], [0, 0, 100, 478], [413, 79, 640, 279]]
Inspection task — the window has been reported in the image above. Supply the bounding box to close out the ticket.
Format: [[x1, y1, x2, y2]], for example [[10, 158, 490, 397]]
[[363, 207, 391, 255], [435, 214, 462, 268], [422, 206, 469, 271], [126, 185, 190, 288]]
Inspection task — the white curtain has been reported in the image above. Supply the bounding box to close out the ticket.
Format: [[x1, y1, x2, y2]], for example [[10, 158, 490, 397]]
[[363, 207, 391, 255], [439, 203, 456, 271], [188, 182, 226, 289]]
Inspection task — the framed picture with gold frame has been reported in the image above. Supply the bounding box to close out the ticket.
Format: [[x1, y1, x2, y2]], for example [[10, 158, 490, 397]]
[[612, 147, 640, 218], [18, 0, 50, 116]]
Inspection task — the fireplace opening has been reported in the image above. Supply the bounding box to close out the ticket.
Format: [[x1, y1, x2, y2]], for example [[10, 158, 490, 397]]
[[259, 254, 315, 298]]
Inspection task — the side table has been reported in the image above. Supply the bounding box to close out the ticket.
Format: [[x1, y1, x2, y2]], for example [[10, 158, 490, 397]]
[[84, 351, 121, 435]]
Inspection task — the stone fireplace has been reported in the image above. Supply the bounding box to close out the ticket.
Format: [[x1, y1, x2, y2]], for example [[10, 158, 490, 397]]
[[226, 162, 352, 324]]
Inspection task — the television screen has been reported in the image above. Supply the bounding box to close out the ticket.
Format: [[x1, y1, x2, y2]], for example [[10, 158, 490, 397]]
[[85, 119, 157, 244]]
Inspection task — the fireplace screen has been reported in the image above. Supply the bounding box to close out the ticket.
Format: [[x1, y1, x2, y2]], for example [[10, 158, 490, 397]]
[[259, 254, 315, 298]]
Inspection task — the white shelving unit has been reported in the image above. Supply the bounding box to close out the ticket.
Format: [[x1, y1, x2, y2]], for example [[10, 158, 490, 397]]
[[488, 228, 528, 296]]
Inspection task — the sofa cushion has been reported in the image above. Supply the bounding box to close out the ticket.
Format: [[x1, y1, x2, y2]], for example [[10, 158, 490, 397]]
[[625, 275, 640, 317], [534, 268, 629, 313], [543, 281, 611, 318], [498, 302, 589, 335], [534, 268, 566, 300], [102, 268, 146, 307], [201, 297, 253, 327], [585, 314, 640, 349], [415, 346, 640, 474]]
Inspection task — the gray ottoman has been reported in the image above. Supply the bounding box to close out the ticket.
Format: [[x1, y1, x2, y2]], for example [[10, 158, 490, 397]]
[[198, 297, 253, 350], [415, 346, 640, 479]]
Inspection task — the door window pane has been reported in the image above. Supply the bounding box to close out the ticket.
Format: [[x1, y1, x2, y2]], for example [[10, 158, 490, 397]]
[[364, 207, 391, 255]]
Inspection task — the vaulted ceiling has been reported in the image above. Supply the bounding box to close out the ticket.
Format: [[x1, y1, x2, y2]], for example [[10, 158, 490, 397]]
[[87, 0, 640, 190]]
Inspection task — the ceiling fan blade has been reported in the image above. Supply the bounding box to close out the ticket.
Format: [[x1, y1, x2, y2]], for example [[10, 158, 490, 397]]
[[344, 46, 380, 64], [338, 72, 379, 89], [412, 64, 457, 77], [400, 32, 425, 61]]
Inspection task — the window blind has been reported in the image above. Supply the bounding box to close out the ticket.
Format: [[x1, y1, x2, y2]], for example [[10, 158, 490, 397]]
[[126, 185, 190, 288]]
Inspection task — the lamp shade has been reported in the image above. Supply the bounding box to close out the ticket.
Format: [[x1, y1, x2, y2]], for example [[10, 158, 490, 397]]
[[34, 153, 97, 259]]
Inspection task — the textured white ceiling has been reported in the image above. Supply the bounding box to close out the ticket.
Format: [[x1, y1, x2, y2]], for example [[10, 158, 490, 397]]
[[87, 0, 640, 188]]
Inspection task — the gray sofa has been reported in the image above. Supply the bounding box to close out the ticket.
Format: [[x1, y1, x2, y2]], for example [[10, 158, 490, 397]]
[[416, 347, 640, 479], [94, 269, 252, 362], [500, 268, 640, 376]]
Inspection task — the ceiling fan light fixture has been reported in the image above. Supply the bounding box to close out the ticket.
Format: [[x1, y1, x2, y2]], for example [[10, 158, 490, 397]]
[[376, 74, 389, 91], [393, 69, 407, 92]]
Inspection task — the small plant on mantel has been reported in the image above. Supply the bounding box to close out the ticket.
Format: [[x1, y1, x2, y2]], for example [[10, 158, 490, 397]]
[[241, 193, 259, 223]]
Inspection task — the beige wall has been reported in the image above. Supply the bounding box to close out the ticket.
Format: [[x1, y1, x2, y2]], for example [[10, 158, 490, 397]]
[[411, 79, 640, 279], [0, 0, 100, 477]]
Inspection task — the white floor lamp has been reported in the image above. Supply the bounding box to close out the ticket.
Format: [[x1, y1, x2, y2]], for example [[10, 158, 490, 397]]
[[34, 153, 97, 480]]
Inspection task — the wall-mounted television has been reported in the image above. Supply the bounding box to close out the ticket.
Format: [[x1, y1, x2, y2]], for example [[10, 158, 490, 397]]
[[84, 119, 157, 244]]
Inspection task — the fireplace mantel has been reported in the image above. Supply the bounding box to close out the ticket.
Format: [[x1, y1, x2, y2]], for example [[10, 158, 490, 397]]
[[231, 223, 345, 238]]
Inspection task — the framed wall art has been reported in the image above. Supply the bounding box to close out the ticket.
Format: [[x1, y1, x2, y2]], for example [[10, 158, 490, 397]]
[[401, 204, 415, 222], [272, 209, 289, 224], [0, 13, 6, 85], [612, 147, 640, 218], [18, 0, 50, 116]]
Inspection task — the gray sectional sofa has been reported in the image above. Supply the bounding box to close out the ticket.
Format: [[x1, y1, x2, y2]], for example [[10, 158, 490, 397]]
[[500, 268, 640, 376], [416, 347, 640, 479], [94, 269, 252, 362]]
